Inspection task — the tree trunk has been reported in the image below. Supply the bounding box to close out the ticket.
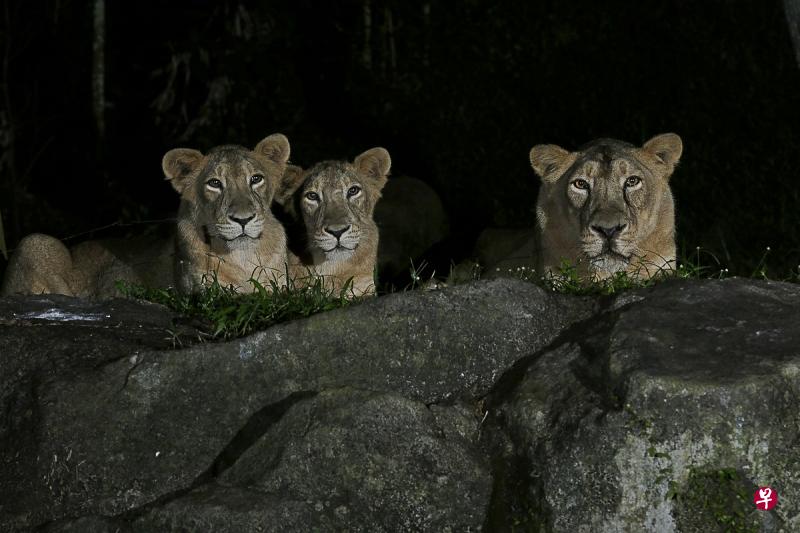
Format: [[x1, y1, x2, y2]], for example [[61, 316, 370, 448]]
[[1, 1, 19, 248], [0, 208, 6, 260], [92, 0, 105, 138], [785, 0, 800, 69], [362, 0, 372, 69], [422, 3, 431, 68], [385, 6, 396, 78]]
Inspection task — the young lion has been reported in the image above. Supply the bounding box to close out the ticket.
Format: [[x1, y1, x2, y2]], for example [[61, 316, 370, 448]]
[[0, 232, 174, 299], [281, 148, 391, 297], [529, 133, 683, 281], [1, 134, 293, 298], [163, 133, 293, 293]]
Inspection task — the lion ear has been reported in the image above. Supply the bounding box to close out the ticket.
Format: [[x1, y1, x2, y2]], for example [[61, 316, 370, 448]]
[[642, 133, 683, 175], [354, 147, 391, 190], [274, 164, 306, 207], [254, 133, 291, 165], [529, 144, 571, 183], [162, 148, 205, 194]]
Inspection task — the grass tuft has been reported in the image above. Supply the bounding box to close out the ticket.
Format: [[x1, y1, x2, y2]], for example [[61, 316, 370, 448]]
[[118, 245, 800, 342], [117, 272, 357, 341], [494, 247, 767, 296]]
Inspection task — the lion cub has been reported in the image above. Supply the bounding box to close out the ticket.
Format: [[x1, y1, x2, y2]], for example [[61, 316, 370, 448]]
[[529, 133, 683, 281], [280, 148, 391, 297], [1, 134, 293, 299], [163, 134, 293, 293]]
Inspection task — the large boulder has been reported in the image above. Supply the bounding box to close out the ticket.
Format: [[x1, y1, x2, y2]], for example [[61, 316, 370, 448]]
[[2, 278, 799, 531], [0, 279, 592, 531], [487, 278, 800, 531], [138, 390, 492, 532]]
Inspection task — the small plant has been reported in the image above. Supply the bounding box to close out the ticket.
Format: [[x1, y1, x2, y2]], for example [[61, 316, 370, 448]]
[[675, 246, 727, 279], [536, 259, 671, 296], [750, 246, 772, 280], [529, 247, 741, 296], [117, 271, 357, 340], [407, 258, 451, 291], [408, 258, 426, 290]]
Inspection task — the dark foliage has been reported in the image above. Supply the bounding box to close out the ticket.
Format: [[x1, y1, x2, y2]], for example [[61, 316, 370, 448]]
[[1, 0, 799, 279]]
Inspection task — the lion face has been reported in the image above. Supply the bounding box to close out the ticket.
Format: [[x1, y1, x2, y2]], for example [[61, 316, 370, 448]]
[[162, 134, 291, 245], [297, 148, 390, 262], [530, 134, 682, 278]]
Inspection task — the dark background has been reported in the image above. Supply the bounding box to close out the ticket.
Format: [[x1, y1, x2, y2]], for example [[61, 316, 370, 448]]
[[1, 0, 799, 281]]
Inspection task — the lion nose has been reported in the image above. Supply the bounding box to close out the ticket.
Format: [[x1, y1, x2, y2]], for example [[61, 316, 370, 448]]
[[591, 224, 627, 240], [324, 225, 351, 240], [229, 214, 255, 228]]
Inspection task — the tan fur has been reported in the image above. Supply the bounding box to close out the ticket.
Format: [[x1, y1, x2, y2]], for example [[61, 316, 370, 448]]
[[285, 148, 391, 297], [274, 164, 306, 217], [2, 234, 80, 296], [1, 232, 174, 299], [163, 134, 293, 293], [529, 133, 683, 280], [1, 134, 294, 299]]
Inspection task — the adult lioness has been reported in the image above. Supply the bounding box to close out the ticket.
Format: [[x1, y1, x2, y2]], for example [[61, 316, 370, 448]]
[[283, 148, 391, 297], [529, 133, 682, 280], [1, 134, 292, 298], [163, 133, 292, 293]]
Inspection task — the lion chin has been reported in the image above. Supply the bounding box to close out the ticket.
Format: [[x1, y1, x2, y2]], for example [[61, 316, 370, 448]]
[[210, 223, 264, 242], [587, 251, 631, 278], [322, 244, 358, 260], [228, 232, 263, 242]]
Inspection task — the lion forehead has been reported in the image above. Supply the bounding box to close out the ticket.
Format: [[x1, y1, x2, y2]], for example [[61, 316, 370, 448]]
[[565, 143, 649, 181], [304, 161, 357, 191], [204, 149, 267, 181]]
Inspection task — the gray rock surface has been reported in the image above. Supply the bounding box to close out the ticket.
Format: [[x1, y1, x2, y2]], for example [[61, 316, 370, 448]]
[[487, 278, 800, 531], [2, 278, 799, 532], [69, 392, 489, 532], [0, 279, 592, 531]]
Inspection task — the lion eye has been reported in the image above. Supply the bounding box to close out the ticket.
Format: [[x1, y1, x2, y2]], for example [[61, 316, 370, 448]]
[[250, 174, 264, 185], [625, 176, 642, 188], [347, 185, 361, 198], [207, 178, 223, 189], [305, 191, 320, 202], [572, 179, 590, 191]]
